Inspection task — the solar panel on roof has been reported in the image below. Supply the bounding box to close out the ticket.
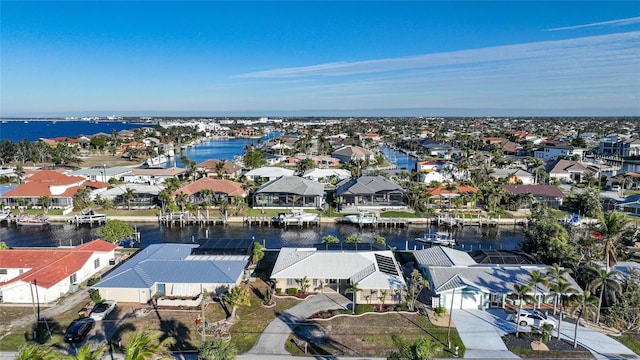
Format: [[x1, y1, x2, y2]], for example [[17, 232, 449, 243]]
[[375, 254, 399, 276]]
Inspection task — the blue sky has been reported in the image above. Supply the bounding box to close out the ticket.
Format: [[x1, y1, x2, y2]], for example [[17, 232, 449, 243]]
[[1, 1, 639, 117]]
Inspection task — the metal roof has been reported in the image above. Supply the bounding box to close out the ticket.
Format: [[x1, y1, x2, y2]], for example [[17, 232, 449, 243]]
[[335, 176, 404, 196], [255, 176, 325, 196], [414, 246, 477, 267]]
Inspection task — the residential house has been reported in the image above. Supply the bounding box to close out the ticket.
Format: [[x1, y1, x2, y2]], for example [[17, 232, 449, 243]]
[[534, 144, 584, 161], [419, 141, 463, 159], [598, 134, 640, 157], [414, 246, 580, 310], [331, 146, 374, 163], [490, 168, 535, 185], [271, 247, 406, 306], [302, 168, 351, 185], [121, 167, 188, 185], [196, 159, 243, 179], [95, 184, 163, 208], [68, 166, 134, 183], [244, 167, 295, 182], [93, 243, 248, 304], [0, 240, 116, 304], [416, 160, 459, 183], [501, 184, 565, 209], [617, 194, 640, 215], [0, 170, 86, 210], [548, 159, 592, 184], [335, 176, 406, 211], [287, 155, 341, 167], [254, 176, 325, 208], [172, 178, 245, 205], [426, 185, 478, 210]]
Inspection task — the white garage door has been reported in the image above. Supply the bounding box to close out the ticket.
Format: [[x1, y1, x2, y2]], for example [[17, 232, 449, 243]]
[[451, 291, 481, 309]]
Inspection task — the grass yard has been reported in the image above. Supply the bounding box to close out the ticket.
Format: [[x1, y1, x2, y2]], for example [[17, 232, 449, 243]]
[[286, 311, 465, 358], [380, 211, 419, 218]]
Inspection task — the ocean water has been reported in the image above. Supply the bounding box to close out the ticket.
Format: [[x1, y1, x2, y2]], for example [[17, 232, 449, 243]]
[[0, 120, 147, 142]]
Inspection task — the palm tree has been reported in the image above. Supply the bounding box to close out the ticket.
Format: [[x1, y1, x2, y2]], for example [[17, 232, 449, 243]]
[[378, 289, 388, 312], [546, 263, 571, 315], [548, 277, 577, 340], [513, 284, 534, 337], [198, 339, 237, 360], [346, 234, 362, 251], [568, 290, 598, 348], [346, 282, 362, 314], [225, 286, 251, 320], [63, 342, 107, 360], [38, 195, 52, 214], [15, 343, 58, 360], [589, 268, 622, 324], [123, 187, 137, 210], [175, 192, 189, 212], [374, 235, 386, 247], [528, 270, 548, 310], [157, 190, 172, 212], [297, 276, 311, 294], [214, 160, 227, 178], [123, 328, 175, 360], [321, 235, 339, 250], [600, 211, 631, 272]]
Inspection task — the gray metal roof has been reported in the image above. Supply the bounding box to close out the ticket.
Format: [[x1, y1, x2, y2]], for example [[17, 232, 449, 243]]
[[99, 184, 164, 197], [335, 176, 404, 196], [255, 176, 324, 196], [414, 246, 477, 267], [94, 244, 248, 289]]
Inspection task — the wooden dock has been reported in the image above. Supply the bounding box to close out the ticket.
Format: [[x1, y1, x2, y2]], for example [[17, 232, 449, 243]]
[[244, 216, 321, 227], [72, 213, 107, 226], [159, 211, 227, 226]]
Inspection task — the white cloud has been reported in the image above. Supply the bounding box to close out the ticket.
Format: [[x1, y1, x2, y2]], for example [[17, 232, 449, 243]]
[[546, 16, 640, 31]]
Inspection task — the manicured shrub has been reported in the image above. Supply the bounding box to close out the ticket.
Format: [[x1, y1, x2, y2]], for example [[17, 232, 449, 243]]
[[434, 306, 447, 316], [355, 304, 375, 314], [286, 287, 298, 296], [276, 288, 282, 294]]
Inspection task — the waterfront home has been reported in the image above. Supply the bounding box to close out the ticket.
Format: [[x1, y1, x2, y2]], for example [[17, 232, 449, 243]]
[[426, 185, 478, 210], [94, 184, 163, 209], [302, 168, 351, 185], [287, 155, 341, 167], [172, 177, 245, 204], [547, 159, 592, 184], [414, 246, 580, 310], [418, 140, 463, 159], [254, 176, 324, 208], [617, 194, 640, 215], [271, 247, 406, 306], [196, 159, 243, 179], [331, 145, 374, 163], [122, 167, 188, 185], [501, 184, 565, 209], [68, 166, 134, 183], [244, 167, 295, 182], [416, 160, 460, 183], [92, 243, 248, 304], [335, 175, 406, 212], [534, 144, 585, 161], [0, 170, 86, 210], [0, 240, 116, 304], [599, 133, 640, 157], [489, 168, 535, 185]]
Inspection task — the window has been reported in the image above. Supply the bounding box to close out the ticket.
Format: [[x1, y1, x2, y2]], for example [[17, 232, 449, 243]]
[[0, 269, 7, 275], [286, 279, 297, 286], [94, 258, 100, 269], [69, 274, 77, 284]]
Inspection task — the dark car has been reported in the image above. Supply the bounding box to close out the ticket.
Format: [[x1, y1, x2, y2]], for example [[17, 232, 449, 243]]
[[64, 317, 95, 343]]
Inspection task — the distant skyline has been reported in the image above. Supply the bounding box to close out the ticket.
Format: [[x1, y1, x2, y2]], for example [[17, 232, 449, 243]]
[[1, 1, 639, 117]]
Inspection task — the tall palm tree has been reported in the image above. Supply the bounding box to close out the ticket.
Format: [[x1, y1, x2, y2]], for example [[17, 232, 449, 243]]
[[63, 342, 107, 360], [123, 329, 175, 360], [198, 339, 237, 360], [122, 187, 138, 210], [513, 284, 534, 337], [346, 234, 362, 251], [549, 277, 577, 340], [15, 343, 58, 360], [568, 290, 598, 348], [546, 263, 571, 315], [528, 270, 548, 310], [600, 211, 632, 272], [175, 192, 189, 212], [38, 195, 52, 214], [589, 268, 622, 324], [346, 282, 362, 315], [321, 235, 339, 250], [225, 286, 251, 320]]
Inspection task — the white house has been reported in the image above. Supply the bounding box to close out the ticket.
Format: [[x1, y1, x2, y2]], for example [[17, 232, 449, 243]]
[[243, 167, 295, 182], [534, 145, 584, 161], [121, 167, 187, 185], [302, 168, 351, 184], [0, 240, 116, 304], [68, 166, 133, 183]]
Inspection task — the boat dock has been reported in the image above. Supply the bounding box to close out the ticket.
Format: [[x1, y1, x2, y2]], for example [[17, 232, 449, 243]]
[[72, 213, 107, 226], [244, 216, 321, 227], [158, 211, 228, 226]]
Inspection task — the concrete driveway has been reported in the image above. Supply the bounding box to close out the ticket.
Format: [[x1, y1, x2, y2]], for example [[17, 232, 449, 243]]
[[556, 320, 639, 360], [248, 292, 351, 355], [450, 309, 520, 359]]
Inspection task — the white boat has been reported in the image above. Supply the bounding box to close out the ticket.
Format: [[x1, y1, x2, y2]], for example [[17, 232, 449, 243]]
[[343, 211, 377, 225], [0, 209, 12, 221], [415, 231, 457, 246], [272, 208, 319, 225], [146, 154, 169, 167], [17, 214, 49, 226]]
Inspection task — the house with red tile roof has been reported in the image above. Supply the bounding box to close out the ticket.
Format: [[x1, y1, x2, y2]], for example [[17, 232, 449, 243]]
[[172, 178, 246, 205], [196, 159, 243, 179], [0, 239, 117, 304], [0, 170, 87, 210], [427, 185, 478, 209]]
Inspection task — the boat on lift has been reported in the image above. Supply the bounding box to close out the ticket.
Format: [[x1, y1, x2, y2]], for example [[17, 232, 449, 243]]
[[16, 214, 49, 226], [343, 210, 377, 225], [272, 208, 319, 225], [415, 230, 457, 246]]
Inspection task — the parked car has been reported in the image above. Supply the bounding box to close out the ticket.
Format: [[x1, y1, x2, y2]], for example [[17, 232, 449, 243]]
[[64, 317, 95, 343], [510, 309, 557, 329], [89, 300, 117, 321]]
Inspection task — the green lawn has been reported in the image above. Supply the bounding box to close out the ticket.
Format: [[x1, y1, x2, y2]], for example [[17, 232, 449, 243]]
[[380, 211, 420, 218]]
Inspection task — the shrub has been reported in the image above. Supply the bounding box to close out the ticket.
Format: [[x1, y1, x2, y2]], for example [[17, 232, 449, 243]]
[[355, 304, 375, 314], [286, 287, 298, 296], [434, 306, 447, 316], [87, 277, 101, 286], [331, 309, 342, 316], [89, 288, 102, 304], [275, 288, 282, 294]]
